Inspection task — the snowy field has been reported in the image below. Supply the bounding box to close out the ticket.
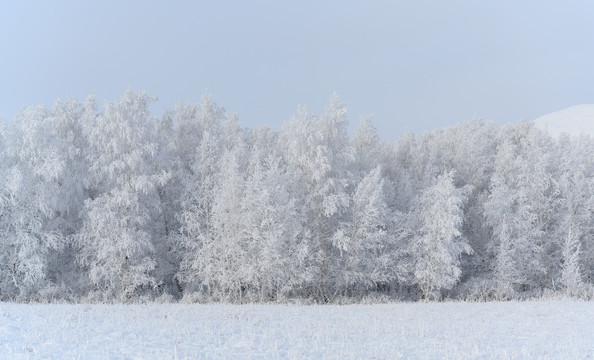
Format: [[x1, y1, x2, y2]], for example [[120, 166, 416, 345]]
[[0, 300, 593, 359]]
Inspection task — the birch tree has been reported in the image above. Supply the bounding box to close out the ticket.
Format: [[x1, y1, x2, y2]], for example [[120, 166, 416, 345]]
[[280, 94, 353, 302], [77, 91, 169, 300], [409, 170, 472, 300]]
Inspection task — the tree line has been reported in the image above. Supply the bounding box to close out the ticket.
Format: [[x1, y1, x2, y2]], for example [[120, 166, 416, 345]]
[[0, 90, 592, 303]]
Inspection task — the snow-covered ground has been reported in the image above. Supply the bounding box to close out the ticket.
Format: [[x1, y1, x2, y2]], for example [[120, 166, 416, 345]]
[[1, 301, 593, 359], [534, 104, 594, 137]]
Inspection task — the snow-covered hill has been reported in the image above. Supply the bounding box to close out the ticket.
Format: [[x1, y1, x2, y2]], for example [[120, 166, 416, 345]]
[[534, 104, 594, 137]]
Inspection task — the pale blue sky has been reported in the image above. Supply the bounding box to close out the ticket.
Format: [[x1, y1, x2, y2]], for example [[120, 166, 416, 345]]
[[1, 1, 593, 140]]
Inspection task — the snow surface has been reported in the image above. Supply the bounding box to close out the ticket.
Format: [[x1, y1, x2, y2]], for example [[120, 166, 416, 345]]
[[0, 301, 592, 359], [533, 104, 594, 137]]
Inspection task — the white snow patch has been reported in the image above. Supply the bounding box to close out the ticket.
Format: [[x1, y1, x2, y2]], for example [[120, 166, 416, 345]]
[[0, 301, 592, 359], [534, 104, 594, 137]]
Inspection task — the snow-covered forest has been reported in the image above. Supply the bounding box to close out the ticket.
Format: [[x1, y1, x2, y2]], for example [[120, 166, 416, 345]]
[[1, 90, 593, 303]]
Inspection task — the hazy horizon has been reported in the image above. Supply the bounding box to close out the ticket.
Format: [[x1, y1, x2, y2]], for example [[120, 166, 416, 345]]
[[2, 1, 594, 139]]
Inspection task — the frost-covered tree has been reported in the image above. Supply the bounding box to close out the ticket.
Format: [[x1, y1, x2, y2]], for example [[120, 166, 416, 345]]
[[241, 152, 306, 301], [143, 109, 183, 297], [280, 93, 353, 302], [177, 96, 227, 295], [560, 225, 585, 297], [484, 124, 559, 296], [441, 121, 498, 279], [199, 126, 247, 301], [235, 127, 307, 301], [556, 134, 594, 287], [0, 105, 79, 300], [519, 127, 561, 285], [332, 166, 393, 297], [77, 91, 169, 300], [484, 175, 522, 298], [408, 170, 472, 300], [40, 97, 93, 298]]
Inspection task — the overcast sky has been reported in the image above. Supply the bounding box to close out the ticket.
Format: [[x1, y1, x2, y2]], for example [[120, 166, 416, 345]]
[[1, 1, 594, 140]]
